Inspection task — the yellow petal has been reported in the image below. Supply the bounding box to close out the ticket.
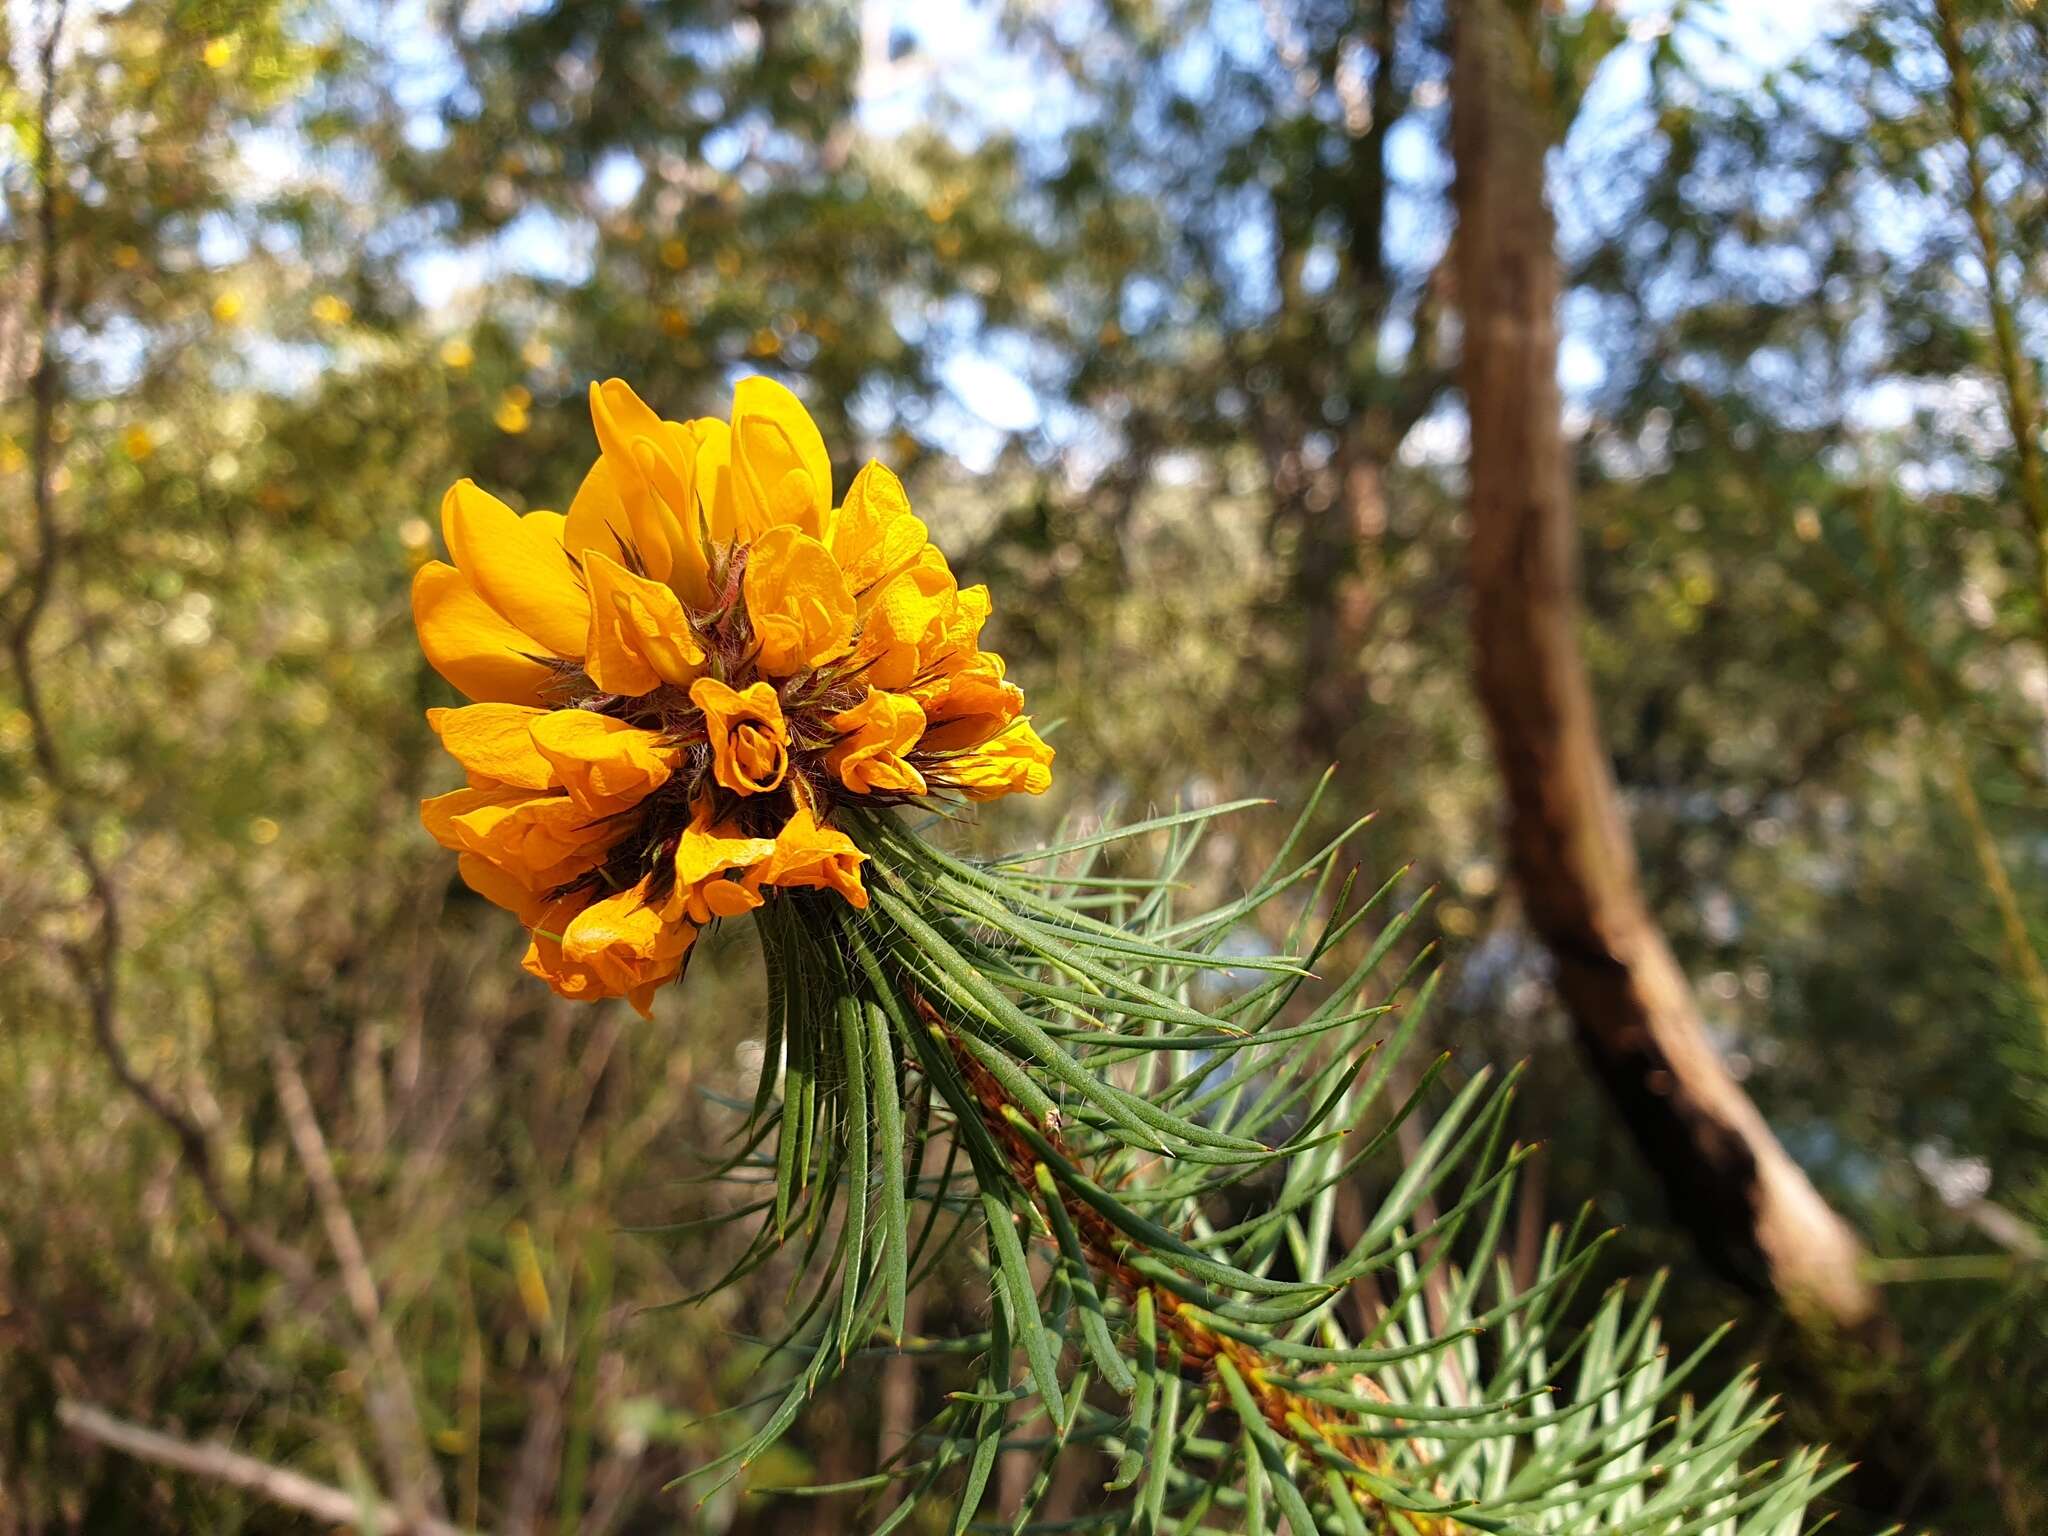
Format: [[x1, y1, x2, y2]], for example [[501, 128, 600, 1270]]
[[828, 460, 929, 595], [586, 381, 727, 606], [439, 480, 590, 658], [563, 455, 628, 569], [826, 688, 928, 795], [588, 382, 680, 584], [856, 548, 957, 689], [684, 417, 738, 545], [427, 703, 556, 790], [412, 561, 558, 706], [731, 376, 831, 538], [913, 651, 1023, 752], [744, 806, 868, 908], [528, 709, 677, 815], [940, 719, 1054, 801], [743, 525, 855, 676], [653, 423, 718, 606], [938, 583, 991, 660], [584, 550, 707, 696]]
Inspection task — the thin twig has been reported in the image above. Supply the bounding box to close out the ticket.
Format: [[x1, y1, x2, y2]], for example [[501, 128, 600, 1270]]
[[56, 1399, 473, 1536], [1935, 0, 2048, 663], [271, 1039, 450, 1526]]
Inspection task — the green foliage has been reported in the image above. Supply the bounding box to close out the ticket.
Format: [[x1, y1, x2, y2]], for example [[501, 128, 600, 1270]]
[[656, 792, 1837, 1532]]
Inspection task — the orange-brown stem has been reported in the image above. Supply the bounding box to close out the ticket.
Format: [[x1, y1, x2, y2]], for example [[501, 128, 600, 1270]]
[[913, 995, 1452, 1534]]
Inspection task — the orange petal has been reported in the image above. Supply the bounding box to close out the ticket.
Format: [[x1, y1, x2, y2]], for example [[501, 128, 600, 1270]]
[[421, 782, 530, 851], [745, 806, 868, 908], [427, 703, 556, 790], [446, 789, 615, 888], [439, 480, 590, 658], [666, 799, 777, 925], [523, 891, 604, 1001], [690, 676, 789, 795], [561, 880, 696, 1016], [412, 561, 558, 705], [528, 709, 677, 815], [456, 851, 546, 925]]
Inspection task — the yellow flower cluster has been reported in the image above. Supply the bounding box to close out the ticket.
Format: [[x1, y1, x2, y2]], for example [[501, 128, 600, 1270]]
[[413, 377, 1052, 1015]]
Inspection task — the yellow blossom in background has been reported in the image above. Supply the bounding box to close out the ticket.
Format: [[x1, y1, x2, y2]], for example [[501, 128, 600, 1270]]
[[310, 294, 352, 326], [212, 291, 245, 324], [203, 37, 235, 69], [411, 375, 1051, 1013], [122, 425, 154, 462], [440, 338, 475, 370]]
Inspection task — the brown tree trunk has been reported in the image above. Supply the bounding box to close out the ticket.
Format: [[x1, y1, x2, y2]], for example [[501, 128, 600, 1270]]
[[1449, 0, 1880, 1336]]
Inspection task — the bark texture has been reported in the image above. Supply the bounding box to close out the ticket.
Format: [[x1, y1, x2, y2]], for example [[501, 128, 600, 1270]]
[[1449, 0, 1880, 1335]]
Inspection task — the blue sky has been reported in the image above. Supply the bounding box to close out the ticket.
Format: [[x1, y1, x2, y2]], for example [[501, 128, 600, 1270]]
[[221, 0, 1850, 466]]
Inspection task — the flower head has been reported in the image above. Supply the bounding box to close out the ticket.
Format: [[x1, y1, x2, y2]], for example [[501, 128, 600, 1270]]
[[691, 677, 789, 795], [413, 376, 1052, 1011]]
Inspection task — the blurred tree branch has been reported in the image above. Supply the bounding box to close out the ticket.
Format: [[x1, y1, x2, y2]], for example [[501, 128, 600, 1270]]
[[272, 1039, 449, 1528], [1450, 0, 1881, 1335], [56, 1400, 474, 1536]]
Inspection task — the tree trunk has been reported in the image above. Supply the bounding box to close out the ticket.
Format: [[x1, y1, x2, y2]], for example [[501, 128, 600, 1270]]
[[1448, 0, 1880, 1336]]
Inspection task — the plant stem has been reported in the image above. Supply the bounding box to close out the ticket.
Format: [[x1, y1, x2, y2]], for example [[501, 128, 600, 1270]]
[[923, 996, 1455, 1535]]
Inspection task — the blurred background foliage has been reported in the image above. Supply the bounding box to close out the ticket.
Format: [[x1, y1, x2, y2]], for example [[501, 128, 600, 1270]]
[[2, 0, 2045, 1530]]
